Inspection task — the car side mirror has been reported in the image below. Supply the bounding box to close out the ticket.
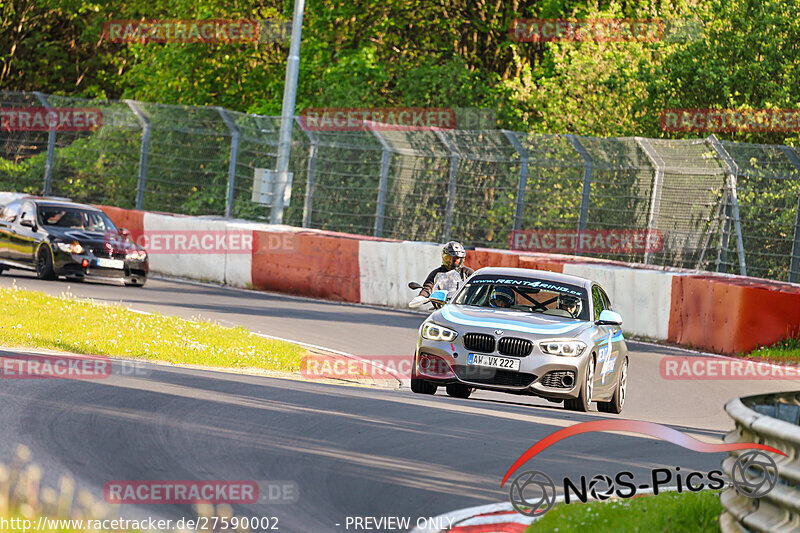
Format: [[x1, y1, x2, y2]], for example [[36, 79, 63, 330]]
[[429, 290, 449, 306], [20, 219, 35, 230], [119, 227, 131, 237], [597, 309, 623, 326]]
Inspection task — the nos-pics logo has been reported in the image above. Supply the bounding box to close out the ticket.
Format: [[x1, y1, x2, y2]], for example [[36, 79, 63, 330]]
[[503, 420, 782, 517]]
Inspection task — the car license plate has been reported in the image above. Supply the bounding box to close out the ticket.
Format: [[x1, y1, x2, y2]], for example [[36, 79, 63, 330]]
[[467, 353, 520, 371], [96, 258, 124, 269]]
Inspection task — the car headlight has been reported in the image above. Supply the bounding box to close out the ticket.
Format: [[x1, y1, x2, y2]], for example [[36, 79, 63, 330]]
[[56, 242, 84, 254], [126, 249, 147, 261], [540, 340, 587, 357], [421, 322, 458, 342]]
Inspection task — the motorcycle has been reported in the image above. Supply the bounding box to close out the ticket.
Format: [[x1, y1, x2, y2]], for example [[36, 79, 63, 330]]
[[407, 269, 464, 309]]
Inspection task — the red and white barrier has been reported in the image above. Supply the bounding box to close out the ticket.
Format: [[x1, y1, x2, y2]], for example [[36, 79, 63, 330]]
[[97, 206, 800, 356]]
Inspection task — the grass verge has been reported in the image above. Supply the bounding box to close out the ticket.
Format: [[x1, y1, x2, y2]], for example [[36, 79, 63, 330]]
[[526, 490, 722, 533], [0, 285, 305, 372], [745, 336, 800, 361]]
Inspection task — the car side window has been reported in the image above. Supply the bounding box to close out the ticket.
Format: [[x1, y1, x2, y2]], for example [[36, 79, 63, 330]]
[[1, 201, 22, 222], [591, 285, 604, 320], [599, 287, 612, 311]]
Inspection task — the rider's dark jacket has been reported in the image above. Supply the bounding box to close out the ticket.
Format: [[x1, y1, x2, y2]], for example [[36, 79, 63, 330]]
[[419, 265, 474, 297]]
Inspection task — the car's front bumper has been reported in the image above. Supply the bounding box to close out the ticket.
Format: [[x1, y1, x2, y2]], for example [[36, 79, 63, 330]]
[[415, 339, 586, 399], [53, 250, 148, 283]]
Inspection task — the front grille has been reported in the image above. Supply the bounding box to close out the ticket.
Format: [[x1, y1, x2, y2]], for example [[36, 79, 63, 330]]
[[463, 333, 495, 353], [455, 366, 536, 387], [90, 246, 126, 259], [498, 337, 533, 357], [539, 370, 576, 389]]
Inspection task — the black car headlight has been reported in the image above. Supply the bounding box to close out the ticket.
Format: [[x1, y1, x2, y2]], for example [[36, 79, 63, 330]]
[[421, 322, 458, 342], [55, 242, 84, 254], [540, 340, 587, 357], [126, 249, 147, 261]]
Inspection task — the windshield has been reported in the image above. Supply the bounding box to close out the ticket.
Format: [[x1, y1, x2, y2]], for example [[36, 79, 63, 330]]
[[453, 276, 589, 320], [38, 205, 118, 232]]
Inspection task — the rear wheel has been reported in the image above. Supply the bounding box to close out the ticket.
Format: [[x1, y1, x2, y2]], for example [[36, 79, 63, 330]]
[[445, 383, 473, 399], [125, 279, 145, 287], [36, 246, 56, 280], [598, 358, 628, 414], [565, 357, 594, 412]]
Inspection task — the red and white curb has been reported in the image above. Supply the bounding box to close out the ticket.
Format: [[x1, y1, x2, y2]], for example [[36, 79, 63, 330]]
[[410, 486, 682, 533]]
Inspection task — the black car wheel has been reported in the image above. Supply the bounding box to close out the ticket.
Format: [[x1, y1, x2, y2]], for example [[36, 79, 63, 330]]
[[565, 356, 594, 412], [445, 383, 473, 399], [411, 378, 437, 395], [598, 358, 627, 414], [36, 246, 56, 280], [124, 279, 145, 287]]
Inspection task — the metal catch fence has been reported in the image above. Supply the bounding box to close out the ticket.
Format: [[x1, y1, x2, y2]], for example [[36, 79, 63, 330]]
[[2, 91, 800, 282]]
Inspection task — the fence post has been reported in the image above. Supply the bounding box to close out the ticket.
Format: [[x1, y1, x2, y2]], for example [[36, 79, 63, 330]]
[[32, 92, 55, 196], [296, 118, 318, 229], [502, 130, 529, 232], [433, 130, 460, 242], [635, 137, 665, 264], [781, 145, 800, 283], [216, 107, 240, 218], [566, 134, 593, 255], [708, 135, 747, 276], [367, 124, 392, 238], [124, 100, 150, 210]]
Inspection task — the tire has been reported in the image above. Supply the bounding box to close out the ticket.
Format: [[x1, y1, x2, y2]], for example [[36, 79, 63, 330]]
[[35, 246, 56, 280], [598, 358, 628, 414], [125, 279, 145, 287], [445, 383, 473, 399], [565, 356, 594, 412], [411, 378, 437, 395]]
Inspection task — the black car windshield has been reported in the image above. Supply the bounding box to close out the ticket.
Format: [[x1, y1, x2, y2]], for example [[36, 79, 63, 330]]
[[452, 276, 590, 321], [38, 205, 118, 232]]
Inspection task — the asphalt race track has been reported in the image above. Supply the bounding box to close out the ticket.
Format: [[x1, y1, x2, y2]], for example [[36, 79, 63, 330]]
[[1, 273, 798, 531]]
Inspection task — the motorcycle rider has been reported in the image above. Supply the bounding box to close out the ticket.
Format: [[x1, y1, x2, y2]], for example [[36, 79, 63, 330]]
[[418, 241, 474, 298]]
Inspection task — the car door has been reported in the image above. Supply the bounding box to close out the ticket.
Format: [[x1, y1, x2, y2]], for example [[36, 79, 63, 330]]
[[10, 201, 39, 266], [595, 285, 623, 390], [0, 200, 23, 261]]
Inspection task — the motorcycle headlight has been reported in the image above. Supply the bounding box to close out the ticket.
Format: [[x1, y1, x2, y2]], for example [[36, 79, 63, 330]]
[[56, 242, 84, 254], [540, 340, 587, 357], [126, 249, 147, 261], [421, 322, 458, 342]]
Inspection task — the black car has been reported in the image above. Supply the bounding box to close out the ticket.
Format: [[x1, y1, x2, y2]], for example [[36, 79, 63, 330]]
[[0, 197, 148, 286]]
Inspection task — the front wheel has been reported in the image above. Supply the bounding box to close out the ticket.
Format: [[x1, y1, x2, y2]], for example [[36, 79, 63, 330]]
[[598, 358, 628, 414], [411, 379, 437, 395], [565, 357, 594, 412], [445, 383, 473, 399], [36, 246, 56, 280]]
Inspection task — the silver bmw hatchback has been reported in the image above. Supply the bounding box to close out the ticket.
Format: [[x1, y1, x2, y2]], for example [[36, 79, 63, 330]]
[[411, 267, 629, 413]]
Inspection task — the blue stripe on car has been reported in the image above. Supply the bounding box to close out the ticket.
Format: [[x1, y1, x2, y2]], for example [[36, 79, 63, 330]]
[[441, 306, 584, 335]]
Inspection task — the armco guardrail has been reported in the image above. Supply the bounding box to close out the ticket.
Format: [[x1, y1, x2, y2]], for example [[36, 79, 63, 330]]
[[721, 392, 800, 532], [97, 205, 800, 355]]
